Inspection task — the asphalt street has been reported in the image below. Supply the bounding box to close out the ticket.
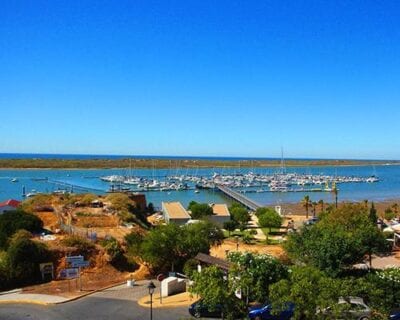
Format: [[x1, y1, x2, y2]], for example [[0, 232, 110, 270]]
[[0, 282, 190, 320]]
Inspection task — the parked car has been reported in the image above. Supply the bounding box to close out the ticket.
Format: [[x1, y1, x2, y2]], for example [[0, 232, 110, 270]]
[[248, 302, 295, 320], [188, 299, 243, 319], [304, 216, 319, 226], [319, 297, 371, 320], [389, 309, 400, 319]]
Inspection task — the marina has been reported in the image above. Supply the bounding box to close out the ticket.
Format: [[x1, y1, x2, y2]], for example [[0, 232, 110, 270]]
[[0, 164, 398, 208]]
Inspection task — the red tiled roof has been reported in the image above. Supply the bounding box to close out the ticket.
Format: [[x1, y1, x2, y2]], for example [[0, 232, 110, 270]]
[[0, 199, 21, 208]]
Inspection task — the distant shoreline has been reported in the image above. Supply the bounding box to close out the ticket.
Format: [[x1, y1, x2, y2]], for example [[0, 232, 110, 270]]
[[0, 158, 399, 169]]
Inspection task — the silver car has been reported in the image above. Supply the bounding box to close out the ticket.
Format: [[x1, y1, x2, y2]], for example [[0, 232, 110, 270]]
[[320, 297, 371, 320]]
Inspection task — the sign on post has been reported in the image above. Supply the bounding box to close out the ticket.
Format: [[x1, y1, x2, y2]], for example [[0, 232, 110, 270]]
[[39, 262, 54, 280], [59, 268, 79, 279], [71, 261, 90, 268], [66, 255, 84, 264]]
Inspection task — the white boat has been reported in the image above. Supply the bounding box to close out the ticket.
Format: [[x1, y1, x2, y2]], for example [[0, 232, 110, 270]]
[[11, 178, 18, 183]]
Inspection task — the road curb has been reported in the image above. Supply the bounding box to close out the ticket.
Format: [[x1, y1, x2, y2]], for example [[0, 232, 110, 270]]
[[54, 280, 128, 304], [0, 281, 129, 306], [0, 299, 51, 306]]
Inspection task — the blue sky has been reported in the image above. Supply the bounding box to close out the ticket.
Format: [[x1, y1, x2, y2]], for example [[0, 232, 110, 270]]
[[1, 1, 399, 159]]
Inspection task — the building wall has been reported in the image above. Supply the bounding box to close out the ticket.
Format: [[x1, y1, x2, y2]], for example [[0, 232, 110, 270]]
[[0, 206, 16, 214], [209, 215, 230, 226], [129, 193, 147, 211]]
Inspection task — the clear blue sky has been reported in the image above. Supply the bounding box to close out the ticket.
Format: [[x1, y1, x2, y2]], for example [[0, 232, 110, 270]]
[[1, 1, 399, 159]]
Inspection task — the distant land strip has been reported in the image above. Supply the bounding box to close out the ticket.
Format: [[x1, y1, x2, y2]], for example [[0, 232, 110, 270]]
[[0, 158, 399, 169]]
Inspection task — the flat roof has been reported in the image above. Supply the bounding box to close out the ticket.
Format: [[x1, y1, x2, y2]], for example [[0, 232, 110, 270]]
[[162, 202, 191, 219], [211, 204, 230, 217]]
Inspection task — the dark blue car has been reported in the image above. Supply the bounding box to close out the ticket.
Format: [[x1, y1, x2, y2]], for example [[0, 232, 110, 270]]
[[390, 309, 400, 319], [188, 299, 243, 318], [248, 302, 295, 320]]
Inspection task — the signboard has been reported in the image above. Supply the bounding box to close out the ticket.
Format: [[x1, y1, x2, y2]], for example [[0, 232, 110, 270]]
[[59, 268, 79, 279], [39, 262, 54, 280], [71, 260, 90, 268], [66, 255, 84, 264]]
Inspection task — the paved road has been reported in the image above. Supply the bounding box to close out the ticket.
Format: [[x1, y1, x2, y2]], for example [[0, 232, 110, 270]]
[[0, 282, 190, 320]]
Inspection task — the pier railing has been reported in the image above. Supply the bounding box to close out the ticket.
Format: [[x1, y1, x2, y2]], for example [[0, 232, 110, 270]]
[[216, 184, 262, 211]]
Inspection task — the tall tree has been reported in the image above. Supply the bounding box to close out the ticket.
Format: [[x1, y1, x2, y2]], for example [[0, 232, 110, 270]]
[[258, 209, 283, 232], [369, 202, 378, 225], [301, 195, 311, 219], [318, 199, 324, 213]]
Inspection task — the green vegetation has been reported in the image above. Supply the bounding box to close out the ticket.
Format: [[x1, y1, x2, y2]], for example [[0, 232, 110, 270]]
[[0, 230, 51, 290], [0, 158, 394, 169], [256, 207, 283, 232], [105, 193, 149, 228], [188, 201, 213, 219], [285, 203, 389, 275], [190, 252, 287, 319], [20, 194, 54, 213], [61, 235, 95, 253], [193, 202, 397, 319], [229, 203, 250, 231], [0, 210, 43, 249], [125, 221, 223, 272]]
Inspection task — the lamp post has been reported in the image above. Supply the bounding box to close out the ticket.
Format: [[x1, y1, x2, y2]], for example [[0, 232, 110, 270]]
[[147, 281, 156, 320]]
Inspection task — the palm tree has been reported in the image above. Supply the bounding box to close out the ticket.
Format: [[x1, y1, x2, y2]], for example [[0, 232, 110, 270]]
[[312, 201, 318, 218], [332, 183, 338, 208], [318, 199, 324, 213], [301, 195, 311, 219]]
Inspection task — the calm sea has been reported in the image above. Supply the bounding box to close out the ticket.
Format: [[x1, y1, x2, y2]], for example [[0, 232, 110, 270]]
[[1, 162, 399, 209]]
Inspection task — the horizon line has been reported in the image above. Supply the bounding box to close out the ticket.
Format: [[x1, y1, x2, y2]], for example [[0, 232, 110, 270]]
[[0, 152, 399, 162]]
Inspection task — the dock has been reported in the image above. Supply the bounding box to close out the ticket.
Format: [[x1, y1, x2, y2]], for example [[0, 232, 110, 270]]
[[216, 184, 263, 211]]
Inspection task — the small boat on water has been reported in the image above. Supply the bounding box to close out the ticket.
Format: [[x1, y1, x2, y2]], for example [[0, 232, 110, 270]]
[[11, 178, 18, 183]]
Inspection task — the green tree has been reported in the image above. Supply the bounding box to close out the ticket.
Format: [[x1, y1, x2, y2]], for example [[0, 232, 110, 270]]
[[190, 265, 245, 320], [385, 208, 396, 221], [189, 203, 213, 219], [138, 221, 223, 272], [269, 266, 341, 320], [301, 195, 311, 219], [318, 199, 324, 213], [369, 202, 378, 224], [228, 252, 288, 303], [0, 210, 43, 249], [101, 237, 124, 262], [258, 209, 283, 232], [7, 233, 51, 286], [140, 223, 182, 271], [229, 205, 250, 231], [285, 204, 389, 276], [223, 220, 238, 236]]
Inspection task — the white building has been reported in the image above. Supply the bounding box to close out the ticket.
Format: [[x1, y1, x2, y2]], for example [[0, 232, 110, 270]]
[[209, 203, 231, 226], [162, 201, 191, 225]]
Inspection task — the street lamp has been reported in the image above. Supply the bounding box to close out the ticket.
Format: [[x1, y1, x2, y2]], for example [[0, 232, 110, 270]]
[[147, 281, 156, 320]]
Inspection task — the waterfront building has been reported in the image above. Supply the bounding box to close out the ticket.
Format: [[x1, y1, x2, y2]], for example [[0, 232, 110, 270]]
[[0, 199, 21, 214], [209, 203, 231, 226], [162, 201, 191, 225]]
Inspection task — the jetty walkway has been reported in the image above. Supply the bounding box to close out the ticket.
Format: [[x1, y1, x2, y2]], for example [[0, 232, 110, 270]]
[[216, 185, 263, 211]]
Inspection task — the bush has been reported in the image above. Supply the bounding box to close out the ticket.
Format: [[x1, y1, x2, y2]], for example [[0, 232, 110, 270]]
[[61, 235, 95, 253], [188, 202, 213, 219], [0, 210, 43, 249], [101, 237, 124, 261], [7, 237, 51, 286]]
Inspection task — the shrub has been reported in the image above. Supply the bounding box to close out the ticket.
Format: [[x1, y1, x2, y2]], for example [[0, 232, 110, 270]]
[[61, 235, 95, 253], [101, 237, 124, 261], [7, 237, 51, 286], [0, 210, 43, 249]]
